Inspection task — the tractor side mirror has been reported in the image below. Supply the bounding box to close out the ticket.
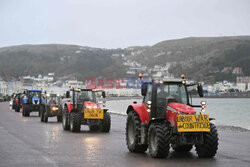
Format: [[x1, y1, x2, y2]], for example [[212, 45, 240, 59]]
[[66, 91, 70, 98], [102, 91, 106, 98], [141, 82, 147, 96], [197, 83, 204, 97]]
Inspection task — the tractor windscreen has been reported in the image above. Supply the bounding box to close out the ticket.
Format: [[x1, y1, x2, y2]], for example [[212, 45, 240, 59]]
[[77, 91, 96, 103], [157, 83, 188, 106], [29, 91, 41, 98], [48, 96, 59, 104]]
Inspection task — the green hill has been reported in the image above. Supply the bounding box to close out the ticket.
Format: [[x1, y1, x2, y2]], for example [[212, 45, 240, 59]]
[[1, 36, 250, 83], [128, 36, 250, 83], [0, 44, 129, 81]]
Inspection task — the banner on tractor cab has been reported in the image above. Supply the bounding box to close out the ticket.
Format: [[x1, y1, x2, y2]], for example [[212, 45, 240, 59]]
[[177, 114, 210, 132]]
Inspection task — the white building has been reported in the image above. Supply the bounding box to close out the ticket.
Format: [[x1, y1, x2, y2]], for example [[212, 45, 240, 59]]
[[247, 83, 250, 91], [0, 78, 8, 96], [236, 83, 246, 92]]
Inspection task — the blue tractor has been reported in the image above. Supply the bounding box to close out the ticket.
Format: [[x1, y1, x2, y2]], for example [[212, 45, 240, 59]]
[[22, 89, 44, 117]]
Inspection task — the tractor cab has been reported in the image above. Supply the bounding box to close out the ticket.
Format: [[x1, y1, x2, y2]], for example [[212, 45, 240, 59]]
[[141, 78, 204, 121], [65, 88, 105, 111], [46, 93, 61, 105]]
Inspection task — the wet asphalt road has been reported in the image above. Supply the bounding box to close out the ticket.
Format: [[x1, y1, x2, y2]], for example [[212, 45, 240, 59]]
[[0, 102, 250, 167]]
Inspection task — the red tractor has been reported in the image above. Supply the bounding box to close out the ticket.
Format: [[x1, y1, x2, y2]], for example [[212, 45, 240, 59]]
[[126, 75, 218, 158], [62, 88, 110, 133]]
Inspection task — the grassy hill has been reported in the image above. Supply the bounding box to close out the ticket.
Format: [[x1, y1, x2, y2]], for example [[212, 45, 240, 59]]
[[1, 36, 250, 83], [128, 36, 250, 83], [0, 44, 129, 81]]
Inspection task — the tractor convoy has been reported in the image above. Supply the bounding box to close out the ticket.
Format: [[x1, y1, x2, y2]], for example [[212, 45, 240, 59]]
[[9, 74, 218, 159]]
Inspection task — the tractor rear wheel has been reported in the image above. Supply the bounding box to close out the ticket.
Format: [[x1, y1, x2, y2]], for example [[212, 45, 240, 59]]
[[195, 123, 219, 158], [148, 123, 170, 158], [172, 144, 193, 152], [126, 111, 148, 153], [70, 112, 81, 132], [100, 112, 111, 132], [62, 107, 70, 130], [57, 115, 62, 122]]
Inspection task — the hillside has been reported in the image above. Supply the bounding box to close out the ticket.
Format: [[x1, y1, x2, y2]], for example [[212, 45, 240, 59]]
[[128, 36, 250, 83], [0, 44, 129, 81], [1, 36, 250, 83]]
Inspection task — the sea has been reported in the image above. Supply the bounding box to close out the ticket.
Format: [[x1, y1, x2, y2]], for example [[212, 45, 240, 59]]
[[106, 98, 250, 130]]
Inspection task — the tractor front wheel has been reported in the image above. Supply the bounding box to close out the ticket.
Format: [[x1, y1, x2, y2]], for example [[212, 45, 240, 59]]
[[23, 105, 30, 117], [40, 106, 45, 122], [57, 115, 62, 122], [62, 107, 70, 130], [126, 111, 148, 153], [15, 105, 20, 112], [100, 112, 111, 132], [70, 112, 81, 132], [195, 123, 219, 158], [44, 113, 48, 123], [148, 123, 170, 158]]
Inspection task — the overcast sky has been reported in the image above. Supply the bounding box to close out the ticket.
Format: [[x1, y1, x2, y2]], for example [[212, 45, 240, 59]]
[[0, 0, 250, 48]]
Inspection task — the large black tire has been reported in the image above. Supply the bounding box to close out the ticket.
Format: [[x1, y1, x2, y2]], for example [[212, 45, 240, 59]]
[[100, 112, 111, 132], [57, 115, 62, 122], [23, 105, 30, 117], [40, 106, 44, 122], [126, 111, 148, 153], [195, 123, 219, 158], [62, 107, 70, 130], [148, 123, 170, 158], [70, 112, 81, 132], [89, 125, 99, 131], [38, 108, 41, 117], [44, 113, 48, 123], [15, 106, 20, 112], [172, 144, 193, 152], [22, 106, 25, 116]]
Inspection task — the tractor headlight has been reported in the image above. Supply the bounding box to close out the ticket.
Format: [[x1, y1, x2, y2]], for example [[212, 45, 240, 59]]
[[201, 101, 206, 112], [146, 101, 151, 112], [52, 107, 58, 111], [201, 101, 206, 105]]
